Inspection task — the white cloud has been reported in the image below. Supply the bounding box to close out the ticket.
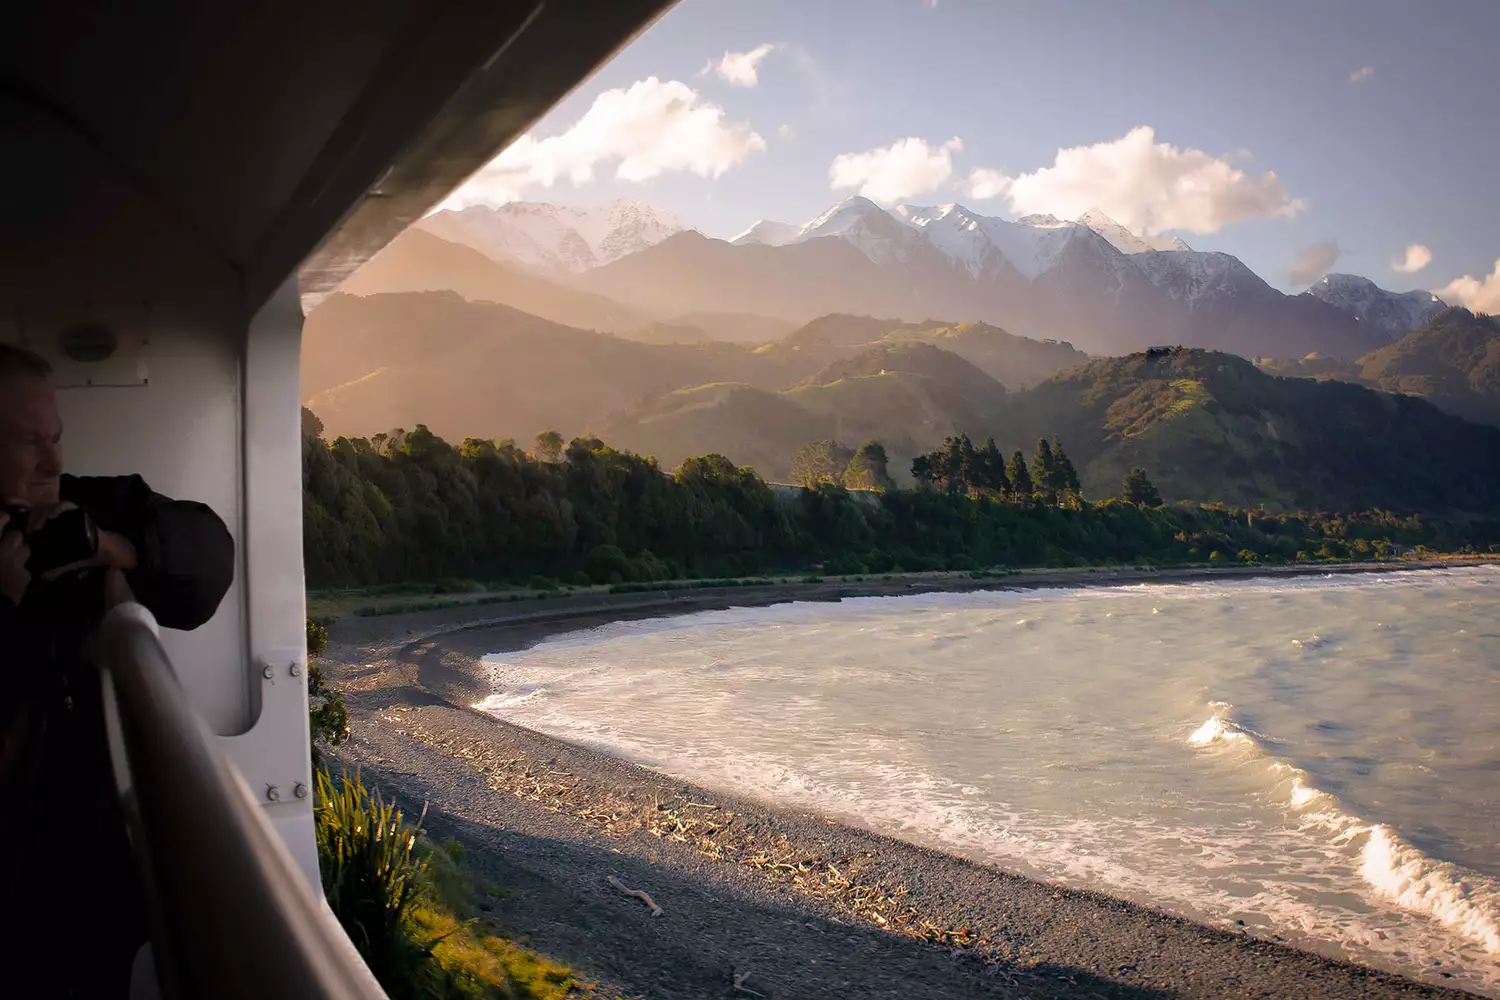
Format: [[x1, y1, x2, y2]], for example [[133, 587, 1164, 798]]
[[922, 0, 940, 7], [1349, 65, 1375, 84], [705, 43, 777, 87], [777, 123, 796, 140], [965, 125, 1305, 235], [442, 78, 765, 207], [1289, 241, 1342, 287], [1437, 260, 1500, 313], [966, 168, 1012, 201], [829, 136, 963, 204], [1392, 244, 1432, 274]]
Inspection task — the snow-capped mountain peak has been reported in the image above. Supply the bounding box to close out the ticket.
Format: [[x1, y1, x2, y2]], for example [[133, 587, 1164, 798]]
[[1014, 213, 1071, 229], [793, 196, 923, 263], [416, 199, 683, 275], [893, 203, 1101, 280], [590, 200, 683, 265], [731, 219, 800, 247], [1077, 209, 1192, 254], [798, 196, 893, 237], [1131, 249, 1260, 307], [1303, 273, 1449, 341]]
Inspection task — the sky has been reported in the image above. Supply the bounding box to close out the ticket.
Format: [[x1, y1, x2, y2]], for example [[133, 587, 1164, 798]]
[[442, 0, 1500, 306]]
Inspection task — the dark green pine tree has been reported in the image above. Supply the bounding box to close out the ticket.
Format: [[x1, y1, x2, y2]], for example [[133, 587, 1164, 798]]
[[1030, 437, 1057, 504], [1051, 436, 1081, 499], [979, 437, 1009, 496], [941, 435, 971, 495], [533, 429, 564, 464], [1122, 467, 1162, 507], [911, 452, 937, 488], [844, 439, 893, 490], [1007, 449, 1033, 502]]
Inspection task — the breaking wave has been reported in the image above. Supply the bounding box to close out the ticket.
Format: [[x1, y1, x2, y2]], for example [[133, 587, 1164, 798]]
[[1190, 702, 1500, 958], [1362, 825, 1500, 955]]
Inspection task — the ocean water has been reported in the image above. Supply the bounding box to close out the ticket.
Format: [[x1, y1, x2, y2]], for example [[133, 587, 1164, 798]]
[[475, 568, 1500, 994]]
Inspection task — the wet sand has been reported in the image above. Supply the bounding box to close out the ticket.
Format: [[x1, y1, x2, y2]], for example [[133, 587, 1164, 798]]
[[324, 564, 1486, 999]]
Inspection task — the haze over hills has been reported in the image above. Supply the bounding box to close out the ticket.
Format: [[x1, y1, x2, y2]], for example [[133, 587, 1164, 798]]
[[359, 197, 1443, 366], [601, 341, 1009, 481], [1354, 308, 1500, 426], [623, 311, 797, 345], [302, 283, 1500, 516], [302, 292, 799, 444], [1255, 308, 1500, 427], [300, 286, 1086, 462], [416, 199, 682, 277], [339, 228, 650, 332], [757, 314, 1088, 390], [310, 195, 1496, 517], [579, 197, 1383, 360]]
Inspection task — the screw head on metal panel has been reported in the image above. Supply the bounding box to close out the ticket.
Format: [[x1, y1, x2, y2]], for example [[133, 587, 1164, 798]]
[[261, 664, 274, 679], [290, 663, 302, 677], [266, 785, 281, 802], [294, 782, 308, 799]]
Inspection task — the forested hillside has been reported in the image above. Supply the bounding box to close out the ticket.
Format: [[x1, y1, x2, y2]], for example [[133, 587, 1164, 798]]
[[1356, 308, 1500, 426], [1255, 309, 1500, 429], [759, 314, 1088, 389], [1000, 347, 1500, 512], [601, 342, 1007, 480], [301, 412, 1497, 589]]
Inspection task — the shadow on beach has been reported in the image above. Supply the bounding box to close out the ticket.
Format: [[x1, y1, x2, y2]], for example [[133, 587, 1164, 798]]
[[360, 756, 1180, 1000]]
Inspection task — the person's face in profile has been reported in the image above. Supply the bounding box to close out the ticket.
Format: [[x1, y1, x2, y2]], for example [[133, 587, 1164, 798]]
[[0, 375, 64, 506]]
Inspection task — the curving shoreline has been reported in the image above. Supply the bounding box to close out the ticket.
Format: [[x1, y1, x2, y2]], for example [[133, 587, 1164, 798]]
[[324, 562, 1489, 999]]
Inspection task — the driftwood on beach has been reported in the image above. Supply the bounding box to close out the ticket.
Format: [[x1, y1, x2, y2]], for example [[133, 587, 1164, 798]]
[[605, 874, 663, 916]]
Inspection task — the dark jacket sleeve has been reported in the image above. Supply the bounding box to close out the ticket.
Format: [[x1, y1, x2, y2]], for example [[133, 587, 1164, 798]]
[[62, 474, 235, 630], [0, 595, 19, 651]]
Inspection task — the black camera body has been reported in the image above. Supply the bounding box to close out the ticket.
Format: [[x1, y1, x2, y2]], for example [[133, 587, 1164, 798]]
[[0, 503, 100, 574]]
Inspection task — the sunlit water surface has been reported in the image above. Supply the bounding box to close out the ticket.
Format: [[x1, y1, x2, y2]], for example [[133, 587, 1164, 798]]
[[477, 568, 1500, 995]]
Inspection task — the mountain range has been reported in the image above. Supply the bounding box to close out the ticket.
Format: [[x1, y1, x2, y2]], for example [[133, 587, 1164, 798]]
[[310, 195, 1500, 515], [407, 197, 1448, 360], [304, 251, 1500, 514], [419, 200, 682, 278]]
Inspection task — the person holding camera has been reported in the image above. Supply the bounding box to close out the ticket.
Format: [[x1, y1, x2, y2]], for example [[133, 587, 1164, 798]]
[[0, 342, 235, 995]]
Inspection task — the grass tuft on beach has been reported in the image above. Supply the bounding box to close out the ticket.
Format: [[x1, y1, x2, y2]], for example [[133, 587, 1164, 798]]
[[315, 768, 580, 999]]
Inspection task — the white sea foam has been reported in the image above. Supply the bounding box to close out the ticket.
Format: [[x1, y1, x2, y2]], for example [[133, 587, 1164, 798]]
[[1289, 775, 1328, 809], [1187, 714, 1245, 745], [476, 567, 1500, 996], [1362, 825, 1500, 955], [1186, 704, 1261, 747]]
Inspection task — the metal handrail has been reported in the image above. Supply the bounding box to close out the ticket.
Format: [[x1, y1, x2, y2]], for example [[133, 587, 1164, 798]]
[[96, 573, 387, 999]]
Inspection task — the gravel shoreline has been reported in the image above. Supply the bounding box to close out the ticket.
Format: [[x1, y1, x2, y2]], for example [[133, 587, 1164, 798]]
[[325, 564, 1486, 999]]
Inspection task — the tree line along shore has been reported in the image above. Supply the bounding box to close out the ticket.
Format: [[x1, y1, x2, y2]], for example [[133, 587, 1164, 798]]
[[301, 411, 1500, 592]]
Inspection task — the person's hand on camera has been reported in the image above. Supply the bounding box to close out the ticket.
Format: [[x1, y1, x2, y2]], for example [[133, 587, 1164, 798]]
[[43, 528, 137, 581], [0, 512, 30, 606], [5, 496, 139, 582], [20, 499, 77, 533]]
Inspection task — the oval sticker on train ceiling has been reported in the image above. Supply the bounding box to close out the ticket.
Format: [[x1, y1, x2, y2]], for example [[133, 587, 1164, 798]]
[[58, 321, 118, 363]]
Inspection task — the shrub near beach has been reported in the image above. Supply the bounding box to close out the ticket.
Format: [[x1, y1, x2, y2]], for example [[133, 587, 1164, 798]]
[[308, 627, 577, 999]]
